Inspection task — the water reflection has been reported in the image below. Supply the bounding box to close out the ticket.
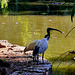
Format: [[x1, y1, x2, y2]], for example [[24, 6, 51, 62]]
[[0, 15, 49, 45], [0, 15, 75, 75]]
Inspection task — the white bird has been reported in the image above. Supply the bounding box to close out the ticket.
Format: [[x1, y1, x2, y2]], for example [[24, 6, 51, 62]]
[[33, 36, 49, 63], [33, 27, 62, 63]]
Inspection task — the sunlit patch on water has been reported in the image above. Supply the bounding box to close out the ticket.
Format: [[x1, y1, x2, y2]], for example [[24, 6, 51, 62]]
[[2, 22, 6, 24], [49, 20, 53, 21], [16, 22, 18, 24], [62, 31, 64, 33], [52, 37, 57, 38]]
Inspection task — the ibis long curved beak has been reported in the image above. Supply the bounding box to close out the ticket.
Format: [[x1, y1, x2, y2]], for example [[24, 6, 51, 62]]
[[47, 28, 62, 33]]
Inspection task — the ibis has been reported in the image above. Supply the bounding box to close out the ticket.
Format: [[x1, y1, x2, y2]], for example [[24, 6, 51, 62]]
[[33, 27, 62, 63], [24, 27, 62, 54]]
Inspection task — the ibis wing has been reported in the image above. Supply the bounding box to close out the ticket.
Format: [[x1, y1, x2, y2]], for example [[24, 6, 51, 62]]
[[33, 38, 48, 56], [37, 38, 48, 53], [33, 46, 39, 56], [27, 40, 41, 50]]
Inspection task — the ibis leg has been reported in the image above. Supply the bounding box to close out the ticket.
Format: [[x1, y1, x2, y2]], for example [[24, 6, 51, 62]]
[[37, 55, 39, 65], [42, 53, 44, 63], [33, 56, 35, 61], [37, 55, 39, 61]]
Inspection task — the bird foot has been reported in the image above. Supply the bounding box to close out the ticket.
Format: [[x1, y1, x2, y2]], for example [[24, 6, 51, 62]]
[[33, 60, 39, 62], [39, 61, 45, 64], [39, 62, 44, 64], [33, 60, 40, 65]]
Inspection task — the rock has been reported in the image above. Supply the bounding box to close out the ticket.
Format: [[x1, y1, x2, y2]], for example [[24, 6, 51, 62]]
[[0, 59, 10, 67], [0, 67, 7, 75], [0, 40, 8, 43], [11, 71, 44, 75], [8, 48, 13, 51], [0, 44, 6, 48], [11, 45, 16, 47], [0, 40, 13, 48]]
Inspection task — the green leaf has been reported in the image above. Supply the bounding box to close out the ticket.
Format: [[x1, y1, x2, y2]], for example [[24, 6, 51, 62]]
[[41, 12, 46, 15], [3, 59, 6, 62]]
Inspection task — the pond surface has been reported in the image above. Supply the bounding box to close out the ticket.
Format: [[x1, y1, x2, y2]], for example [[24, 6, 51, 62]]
[[0, 15, 75, 75]]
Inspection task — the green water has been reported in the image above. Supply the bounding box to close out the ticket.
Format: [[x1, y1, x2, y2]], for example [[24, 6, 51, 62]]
[[0, 15, 75, 74]]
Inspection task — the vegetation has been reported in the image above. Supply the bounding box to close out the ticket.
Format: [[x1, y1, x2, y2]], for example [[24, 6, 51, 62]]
[[71, 0, 75, 22], [0, 0, 75, 17], [1, 0, 8, 8]]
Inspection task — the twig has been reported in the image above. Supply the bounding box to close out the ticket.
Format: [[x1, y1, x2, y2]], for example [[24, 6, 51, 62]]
[[67, 62, 74, 68], [52, 50, 75, 70], [65, 27, 75, 37], [56, 53, 69, 70], [52, 51, 70, 65]]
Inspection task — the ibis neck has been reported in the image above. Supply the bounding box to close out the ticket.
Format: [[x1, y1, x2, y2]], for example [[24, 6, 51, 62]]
[[47, 36, 50, 40], [45, 33, 50, 40]]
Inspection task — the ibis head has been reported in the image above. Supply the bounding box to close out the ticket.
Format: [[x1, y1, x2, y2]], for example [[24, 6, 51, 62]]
[[47, 28, 62, 34], [45, 27, 62, 38]]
